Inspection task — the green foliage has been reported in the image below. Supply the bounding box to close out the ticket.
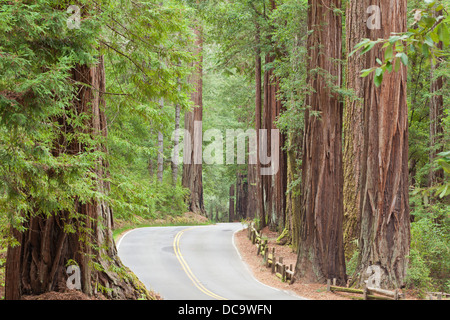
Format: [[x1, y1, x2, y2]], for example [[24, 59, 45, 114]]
[[201, 44, 253, 219], [202, 0, 264, 78], [406, 248, 433, 294], [345, 242, 359, 279], [351, 0, 450, 86], [104, 74, 190, 221], [0, 0, 197, 238], [271, 0, 308, 135], [433, 151, 450, 198], [102, 0, 195, 113], [408, 201, 450, 293], [0, 0, 104, 231], [109, 171, 189, 221], [101, 1, 199, 222]]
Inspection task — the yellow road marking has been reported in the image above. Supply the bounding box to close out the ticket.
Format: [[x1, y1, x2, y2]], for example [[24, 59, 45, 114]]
[[173, 227, 228, 300]]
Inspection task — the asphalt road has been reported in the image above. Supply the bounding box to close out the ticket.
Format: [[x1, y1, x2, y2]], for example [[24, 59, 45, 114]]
[[117, 222, 304, 300]]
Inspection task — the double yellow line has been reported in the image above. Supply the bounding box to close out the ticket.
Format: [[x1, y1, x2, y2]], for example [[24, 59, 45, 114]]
[[173, 227, 227, 300]]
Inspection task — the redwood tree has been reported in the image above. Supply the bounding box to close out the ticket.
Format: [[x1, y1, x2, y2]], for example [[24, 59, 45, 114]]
[[262, 0, 287, 232], [246, 19, 265, 228], [262, 52, 286, 231], [294, 0, 346, 285], [5, 58, 147, 300], [343, 0, 366, 259], [354, 0, 411, 289], [182, 21, 206, 215]]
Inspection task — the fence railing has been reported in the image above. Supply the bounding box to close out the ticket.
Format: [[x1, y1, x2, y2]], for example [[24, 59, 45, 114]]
[[326, 278, 404, 300], [247, 223, 294, 284]]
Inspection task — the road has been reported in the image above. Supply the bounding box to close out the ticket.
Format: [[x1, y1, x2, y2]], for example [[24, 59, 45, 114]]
[[117, 223, 304, 300]]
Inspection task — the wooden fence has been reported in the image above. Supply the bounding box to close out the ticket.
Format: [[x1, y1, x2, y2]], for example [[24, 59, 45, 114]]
[[326, 278, 404, 300], [247, 223, 294, 284]]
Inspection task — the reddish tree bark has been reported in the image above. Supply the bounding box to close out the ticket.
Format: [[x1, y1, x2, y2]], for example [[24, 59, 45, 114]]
[[355, 0, 410, 289], [261, 1, 287, 232], [343, 0, 365, 260], [182, 23, 206, 215], [247, 20, 264, 227], [294, 0, 346, 285]]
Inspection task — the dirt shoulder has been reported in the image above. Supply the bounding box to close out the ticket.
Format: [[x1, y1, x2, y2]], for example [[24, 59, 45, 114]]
[[233, 226, 351, 300]]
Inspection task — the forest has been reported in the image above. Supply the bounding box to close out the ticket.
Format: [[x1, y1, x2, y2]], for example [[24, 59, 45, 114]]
[[0, 0, 449, 300]]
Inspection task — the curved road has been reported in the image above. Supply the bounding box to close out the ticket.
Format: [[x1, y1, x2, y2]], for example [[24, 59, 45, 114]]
[[117, 223, 303, 300]]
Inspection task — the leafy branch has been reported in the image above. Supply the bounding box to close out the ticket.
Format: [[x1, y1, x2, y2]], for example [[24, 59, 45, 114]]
[[350, 0, 450, 87]]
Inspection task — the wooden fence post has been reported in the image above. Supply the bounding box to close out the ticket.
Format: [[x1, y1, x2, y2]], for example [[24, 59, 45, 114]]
[[256, 240, 260, 256], [271, 250, 276, 274], [264, 246, 268, 263]]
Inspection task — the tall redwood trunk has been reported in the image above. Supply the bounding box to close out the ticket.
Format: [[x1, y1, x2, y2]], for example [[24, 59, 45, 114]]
[[343, 0, 365, 260], [5, 57, 147, 300], [263, 56, 286, 232], [182, 23, 205, 215], [355, 0, 410, 289], [262, 1, 287, 232], [247, 21, 265, 228], [294, 0, 346, 285], [262, 53, 274, 229]]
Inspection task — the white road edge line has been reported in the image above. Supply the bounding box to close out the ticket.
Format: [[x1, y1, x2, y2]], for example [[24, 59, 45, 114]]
[[116, 228, 140, 251], [231, 224, 282, 292], [231, 223, 307, 300]]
